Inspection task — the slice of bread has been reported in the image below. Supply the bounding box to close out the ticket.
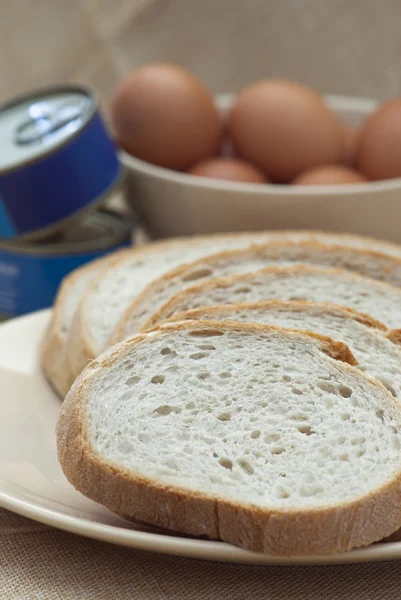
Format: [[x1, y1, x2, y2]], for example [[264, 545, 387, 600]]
[[57, 321, 401, 556], [41, 252, 119, 397], [65, 231, 300, 379], [48, 229, 401, 393], [145, 265, 401, 332], [48, 231, 307, 395], [43, 235, 212, 396], [114, 241, 401, 342], [166, 300, 401, 399]]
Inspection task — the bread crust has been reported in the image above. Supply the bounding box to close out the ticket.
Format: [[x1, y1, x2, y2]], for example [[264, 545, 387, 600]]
[[113, 240, 401, 343], [65, 234, 261, 380], [49, 232, 287, 391], [41, 253, 117, 397], [66, 236, 207, 378], [45, 230, 401, 395], [41, 315, 68, 397], [164, 299, 389, 331], [57, 231, 293, 386], [57, 320, 401, 556], [66, 247, 136, 380], [142, 264, 401, 332], [386, 329, 401, 346]]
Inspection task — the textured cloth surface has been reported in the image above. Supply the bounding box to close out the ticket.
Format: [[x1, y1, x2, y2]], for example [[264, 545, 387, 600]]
[[3, 0, 401, 109], [1, 507, 400, 600]]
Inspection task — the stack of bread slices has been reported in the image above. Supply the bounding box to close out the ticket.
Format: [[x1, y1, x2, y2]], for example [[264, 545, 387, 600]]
[[47, 230, 401, 556]]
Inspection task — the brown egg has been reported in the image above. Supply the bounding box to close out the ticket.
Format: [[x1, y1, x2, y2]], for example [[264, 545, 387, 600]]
[[188, 158, 268, 183], [293, 165, 367, 185], [228, 79, 344, 182], [342, 124, 360, 167], [111, 64, 221, 170], [357, 100, 401, 180]]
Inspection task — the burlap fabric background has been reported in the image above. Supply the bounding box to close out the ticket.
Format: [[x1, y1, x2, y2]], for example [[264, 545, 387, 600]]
[[3, 0, 401, 112], [1, 506, 400, 599]]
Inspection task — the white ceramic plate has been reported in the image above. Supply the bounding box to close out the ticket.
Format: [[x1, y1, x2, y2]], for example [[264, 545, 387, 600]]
[[1, 311, 401, 566]]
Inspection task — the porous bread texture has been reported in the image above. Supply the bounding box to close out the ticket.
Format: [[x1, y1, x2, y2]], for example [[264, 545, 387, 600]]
[[114, 240, 401, 342], [57, 321, 401, 556], [66, 232, 279, 379], [41, 252, 118, 397], [51, 229, 401, 363], [42, 240, 173, 397], [44, 230, 401, 397], [148, 265, 401, 332], [67, 232, 401, 379], [165, 300, 401, 399]]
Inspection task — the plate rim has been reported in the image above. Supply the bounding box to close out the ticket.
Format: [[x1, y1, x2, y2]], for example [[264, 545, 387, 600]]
[[2, 484, 401, 567], [1, 310, 401, 566]]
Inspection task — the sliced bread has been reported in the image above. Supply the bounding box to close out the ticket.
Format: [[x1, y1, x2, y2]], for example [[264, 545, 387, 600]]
[[44, 230, 401, 396], [166, 300, 401, 399], [62, 230, 401, 381], [145, 265, 401, 332], [57, 321, 401, 555], [43, 234, 216, 396], [41, 251, 120, 397], [113, 241, 401, 342], [65, 230, 314, 379]]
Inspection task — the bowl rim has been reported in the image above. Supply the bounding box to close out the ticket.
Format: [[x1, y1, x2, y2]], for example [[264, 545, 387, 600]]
[[120, 92, 401, 196]]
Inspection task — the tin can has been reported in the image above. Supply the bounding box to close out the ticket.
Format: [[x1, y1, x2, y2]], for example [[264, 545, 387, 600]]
[[0, 209, 132, 318], [0, 85, 122, 241]]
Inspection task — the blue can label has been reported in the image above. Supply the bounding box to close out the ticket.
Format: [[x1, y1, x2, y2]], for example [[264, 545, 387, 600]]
[[0, 111, 121, 239], [0, 242, 130, 317], [0, 195, 16, 236], [0, 258, 20, 314]]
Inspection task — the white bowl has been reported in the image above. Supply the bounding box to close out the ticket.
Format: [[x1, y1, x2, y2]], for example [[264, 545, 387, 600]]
[[121, 94, 401, 243]]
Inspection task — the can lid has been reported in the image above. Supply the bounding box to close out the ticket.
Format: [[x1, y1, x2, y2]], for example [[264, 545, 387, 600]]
[[0, 86, 94, 172], [0, 208, 132, 256]]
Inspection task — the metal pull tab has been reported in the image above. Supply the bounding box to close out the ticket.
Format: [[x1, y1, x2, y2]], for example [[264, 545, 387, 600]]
[[15, 102, 85, 146]]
